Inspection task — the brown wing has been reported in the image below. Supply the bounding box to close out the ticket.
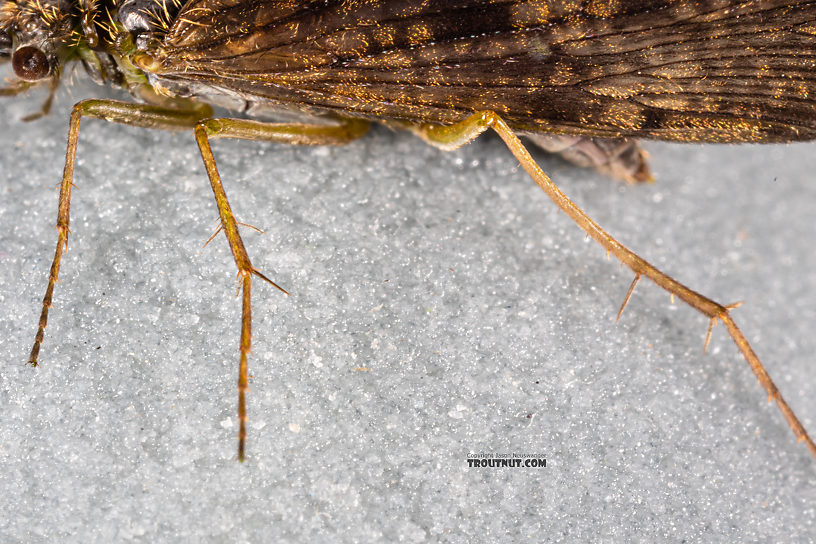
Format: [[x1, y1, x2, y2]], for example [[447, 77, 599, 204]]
[[153, 0, 816, 142]]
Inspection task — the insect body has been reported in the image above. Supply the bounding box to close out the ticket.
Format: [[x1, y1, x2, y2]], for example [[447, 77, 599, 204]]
[[2, 0, 815, 461]]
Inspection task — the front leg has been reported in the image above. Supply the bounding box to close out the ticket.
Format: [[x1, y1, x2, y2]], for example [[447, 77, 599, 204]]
[[29, 98, 214, 367]]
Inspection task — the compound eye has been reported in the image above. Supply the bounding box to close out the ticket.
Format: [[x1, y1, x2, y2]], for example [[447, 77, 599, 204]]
[[12, 46, 50, 80]]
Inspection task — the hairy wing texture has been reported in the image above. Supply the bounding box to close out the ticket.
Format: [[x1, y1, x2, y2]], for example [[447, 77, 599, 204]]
[[156, 0, 816, 142]]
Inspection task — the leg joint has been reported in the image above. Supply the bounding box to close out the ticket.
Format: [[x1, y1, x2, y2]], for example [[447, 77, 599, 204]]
[[195, 118, 221, 137], [474, 110, 498, 128]]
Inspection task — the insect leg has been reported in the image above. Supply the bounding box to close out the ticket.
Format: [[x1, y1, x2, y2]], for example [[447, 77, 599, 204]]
[[414, 111, 816, 460], [29, 98, 213, 368], [20, 76, 60, 122], [193, 116, 370, 462], [0, 80, 34, 96]]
